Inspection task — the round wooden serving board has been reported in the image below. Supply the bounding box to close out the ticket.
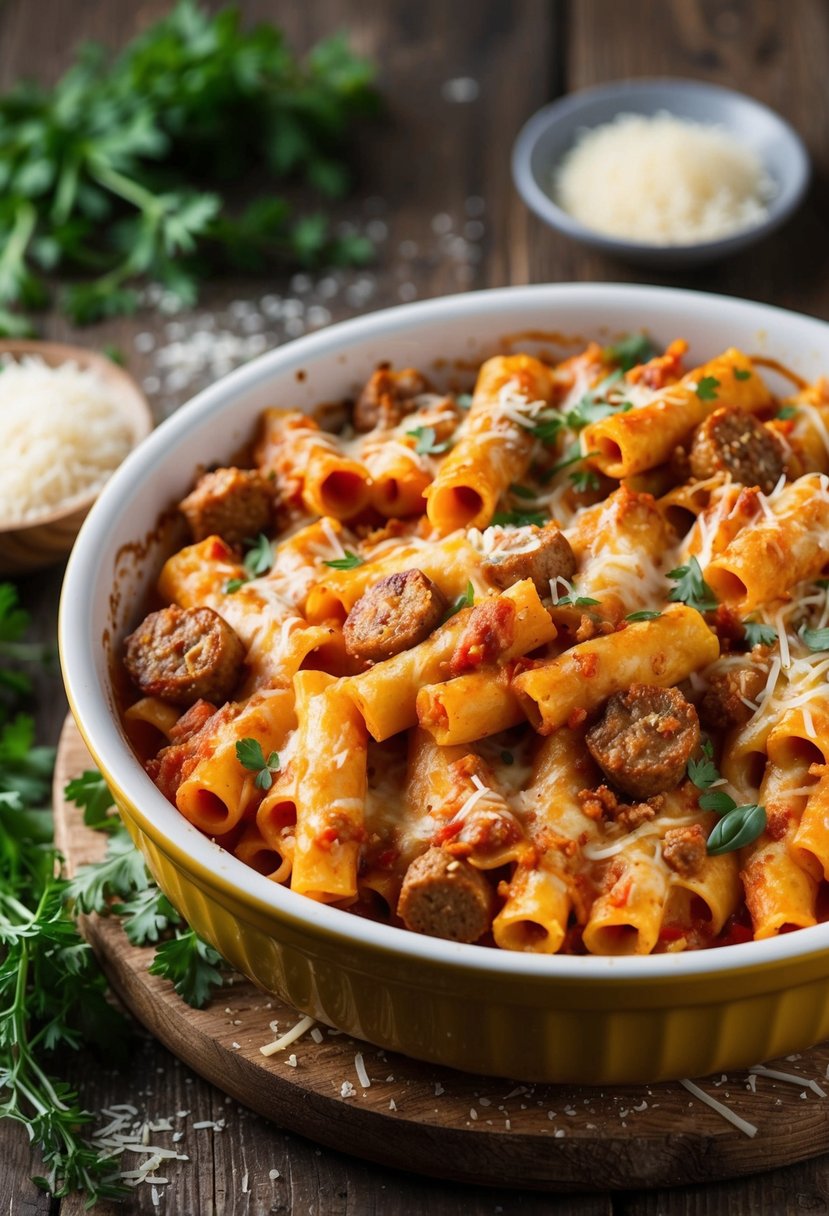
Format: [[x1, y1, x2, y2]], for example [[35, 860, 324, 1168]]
[[54, 716, 829, 1192]]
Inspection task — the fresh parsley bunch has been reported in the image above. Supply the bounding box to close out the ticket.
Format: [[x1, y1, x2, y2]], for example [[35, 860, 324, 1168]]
[[0, 1, 378, 334]]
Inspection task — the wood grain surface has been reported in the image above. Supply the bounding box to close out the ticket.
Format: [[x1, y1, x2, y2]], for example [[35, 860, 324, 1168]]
[[3, 0, 829, 1212]]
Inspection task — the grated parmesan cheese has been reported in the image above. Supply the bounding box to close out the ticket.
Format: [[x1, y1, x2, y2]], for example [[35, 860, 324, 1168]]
[[554, 112, 775, 245], [0, 356, 135, 520]]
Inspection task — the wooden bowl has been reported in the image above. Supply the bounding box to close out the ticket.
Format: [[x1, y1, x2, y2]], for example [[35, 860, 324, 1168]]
[[0, 339, 153, 575]]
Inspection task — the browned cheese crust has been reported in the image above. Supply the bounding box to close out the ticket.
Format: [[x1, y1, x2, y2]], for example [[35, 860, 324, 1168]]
[[397, 846, 494, 942], [179, 466, 273, 546], [482, 525, 576, 597], [353, 366, 431, 432], [124, 605, 245, 706], [343, 568, 447, 662], [585, 683, 700, 800], [689, 407, 784, 493]]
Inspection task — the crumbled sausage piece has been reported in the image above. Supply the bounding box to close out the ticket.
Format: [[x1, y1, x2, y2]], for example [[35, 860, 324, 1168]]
[[124, 605, 245, 706], [689, 408, 784, 493], [699, 664, 767, 733], [353, 366, 431, 432], [586, 685, 700, 800], [578, 784, 665, 832], [662, 824, 707, 878], [179, 467, 273, 546], [397, 847, 494, 942], [482, 525, 576, 598], [343, 569, 446, 663]]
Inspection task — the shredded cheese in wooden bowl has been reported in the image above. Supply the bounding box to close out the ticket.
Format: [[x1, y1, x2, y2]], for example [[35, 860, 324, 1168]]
[[0, 341, 152, 573]]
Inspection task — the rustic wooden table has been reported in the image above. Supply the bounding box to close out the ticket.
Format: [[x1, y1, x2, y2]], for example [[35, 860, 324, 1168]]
[[3, 0, 829, 1211]]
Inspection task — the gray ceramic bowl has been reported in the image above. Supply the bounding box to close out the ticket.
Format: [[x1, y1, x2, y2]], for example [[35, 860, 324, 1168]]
[[512, 78, 810, 268]]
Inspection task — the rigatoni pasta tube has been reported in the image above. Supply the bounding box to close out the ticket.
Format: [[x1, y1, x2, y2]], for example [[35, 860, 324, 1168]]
[[344, 579, 556, 741], [176, 688, 295, 835], [741, 760, 819, 938], [255, 408, 372, 520], [417, 668, 522, 745], [426, 354, 556, 534], [493, 729, 599, 953], [583, 842, 669, 956], [705, 474, 829, 609], [581, 349, 770, 478], [793, 765, 829, 879], [513, 603, 719, 735], [234, 822, 291, 883], [290, 671, 367, 903]]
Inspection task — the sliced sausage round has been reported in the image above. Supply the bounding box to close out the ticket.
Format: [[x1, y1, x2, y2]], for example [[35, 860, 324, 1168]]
[[343, 569, 447, 663], [179, 467, 273, 547], [124, 605, 245, 706], [397, 847, 494, 942], [353, 366, 430, 432], [482, 525, 576, 598], [586, 684, 700, 800], [689, 408, 784, 493]]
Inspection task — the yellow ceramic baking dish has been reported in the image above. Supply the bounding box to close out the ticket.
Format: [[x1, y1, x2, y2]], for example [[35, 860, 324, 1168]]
[[60, 284, 829, 1084]]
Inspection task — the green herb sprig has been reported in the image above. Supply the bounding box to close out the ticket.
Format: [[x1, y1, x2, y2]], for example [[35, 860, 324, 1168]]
[[0, 1, 379, 333]]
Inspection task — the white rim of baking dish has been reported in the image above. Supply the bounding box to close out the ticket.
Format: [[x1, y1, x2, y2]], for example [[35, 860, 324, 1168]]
[[60, 282, 829, 984]]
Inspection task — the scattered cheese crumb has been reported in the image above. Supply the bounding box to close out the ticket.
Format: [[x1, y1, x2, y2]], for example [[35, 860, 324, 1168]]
[[260, 1014, 316, 1057], [340, 1081, 356, 1099]]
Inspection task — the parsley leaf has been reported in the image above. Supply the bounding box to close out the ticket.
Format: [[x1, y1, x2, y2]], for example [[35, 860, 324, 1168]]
[[223, 577, 247, 594], [113, 885, 181, 946], [698, 790, 737, 814], [527, 412, 565, 444], [148, 928, 225, 1008], [603, 333, 657, 371], [800, 626, 829, 652], [667, 556, 718, 613], [565, 388, 630, 432], [734, 368, 752, 381], [687, 741, 719, 790], [509, 483, 537, 500], [707, 803, 766, 855], [323, 550, 363, 571], [743, 620, 777, 648], [443, 581, 475, 621], [236, 738, 281, 791], [64, 769, 117, 831], [491, 509, 546, 528], [695, 376, 720, 402], [625, 610, 662, 622], [65, 831, 149, 915], [777, 405, 798, 420], [243, 533, 273, 578], [555, 593, 600, 608], [455, 393, 473, 409], [569, 467, 601, 493], [406, 424, 449, 455]]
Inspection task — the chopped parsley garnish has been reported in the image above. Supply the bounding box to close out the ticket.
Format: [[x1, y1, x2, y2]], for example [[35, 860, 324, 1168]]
[[625, 610, 661, 622], [443, 580, 475, 621], [687, 737, 718, 790], [743, 620, 777, 648], [243, 532, 274, 577], [565, 391, 629, 432], [603, 333, 657, 372], [667, 556, 718, 613], [455, 393, 473, 409], [509, 483, 537, 500], [555, 593, 600, 608], [491, 509, 546, 528], [540, 443, 599, 483], [706, 803, 766, 856], [569, 467, 601, 493], [223, 577, 246, 594], [527, 412, 566, 444], [800, 626, 829, 652], [777, 405, 798, 420], [323, 550, 364, 571], [406, 424, 449, 455], [685, 737, 767, 854], [695, 376, 720, 402], [734, 368, 752, 381], [236, 738, 281, 790]]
